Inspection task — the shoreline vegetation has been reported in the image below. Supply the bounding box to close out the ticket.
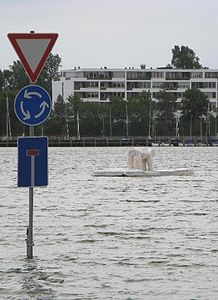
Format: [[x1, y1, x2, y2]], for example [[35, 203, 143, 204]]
[[0, 136, 218, 147]]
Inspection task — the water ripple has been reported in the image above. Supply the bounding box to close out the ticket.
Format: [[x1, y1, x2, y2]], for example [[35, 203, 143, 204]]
[[0, 147, 218, 299]]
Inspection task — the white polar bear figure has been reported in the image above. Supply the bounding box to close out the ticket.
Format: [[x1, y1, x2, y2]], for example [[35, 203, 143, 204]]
[[128, 147, 154, 171]]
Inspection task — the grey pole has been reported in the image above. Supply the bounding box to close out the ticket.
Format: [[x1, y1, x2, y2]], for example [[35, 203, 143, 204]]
[[27, 125, 34, 259], [26, 30, 35, 259]]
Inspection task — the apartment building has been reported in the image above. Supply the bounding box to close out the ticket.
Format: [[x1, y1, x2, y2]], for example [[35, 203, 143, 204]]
[[52, 66, 218, 107]]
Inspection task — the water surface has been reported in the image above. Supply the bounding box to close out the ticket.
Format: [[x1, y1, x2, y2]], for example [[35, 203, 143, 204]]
[[0, 147, 218, 299]]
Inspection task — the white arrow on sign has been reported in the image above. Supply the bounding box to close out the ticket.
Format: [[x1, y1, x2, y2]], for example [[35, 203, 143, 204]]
[[24, 89, 42, 99], [35, 101, 49, 119], [21, 101, 31, 120]]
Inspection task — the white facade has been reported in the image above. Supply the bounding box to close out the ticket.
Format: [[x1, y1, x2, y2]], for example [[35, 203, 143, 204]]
[[52, 67, 218, 106]]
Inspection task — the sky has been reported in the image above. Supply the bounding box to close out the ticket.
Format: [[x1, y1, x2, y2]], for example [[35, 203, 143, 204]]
[[1, 0, 218, 71]]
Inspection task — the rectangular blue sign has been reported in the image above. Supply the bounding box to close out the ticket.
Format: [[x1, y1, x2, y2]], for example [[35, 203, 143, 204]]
[[18, 137, 48, 187]]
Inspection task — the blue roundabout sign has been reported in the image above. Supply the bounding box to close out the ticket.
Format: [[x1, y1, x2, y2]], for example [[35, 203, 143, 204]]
[[14, 85, 51, 126]]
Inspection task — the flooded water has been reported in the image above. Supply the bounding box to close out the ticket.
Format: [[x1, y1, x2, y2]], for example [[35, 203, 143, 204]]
[[0, 146, 218, 300]]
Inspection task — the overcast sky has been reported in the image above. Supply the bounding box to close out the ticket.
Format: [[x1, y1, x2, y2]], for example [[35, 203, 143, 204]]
[[1, 0, 217, 70]]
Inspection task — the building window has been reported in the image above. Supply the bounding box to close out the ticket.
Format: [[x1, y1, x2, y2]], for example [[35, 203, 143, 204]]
[[127, 71, 152, 80], [151, 72, 164, 78], [191, 72, 203, 78], [205, 72, 218, 78], [113, 71, 125, 78], [166, 72, 191, 80]]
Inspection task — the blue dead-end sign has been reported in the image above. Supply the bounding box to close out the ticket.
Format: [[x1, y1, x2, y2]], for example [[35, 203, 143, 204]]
[[14, 85, 51, 126], [18, 137, 48, 187]]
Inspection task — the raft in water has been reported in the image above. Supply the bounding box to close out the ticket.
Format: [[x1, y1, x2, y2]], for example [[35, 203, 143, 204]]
[[93, 168, 194, 177]]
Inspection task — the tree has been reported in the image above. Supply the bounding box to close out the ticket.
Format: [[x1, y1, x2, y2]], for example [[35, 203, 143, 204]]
[[83, 103, 100, 136], [37, 53, 61, 94], [0, 88, 24, 137], [171, 45, 203, 69], [8, 60, 29, 91], [3, 53, 61, 94], [48, 94, 66, 137], [182, 89, 209, 119], [128, 91, 152, 137], [155, 90, 177, 136], [66, 95, 81, 138], [110, 97, 127, 136], [181, 88, 209, 136], [98, 102, 109, 137], [2, 69, 14, 90], [0, 70, 3, 90]]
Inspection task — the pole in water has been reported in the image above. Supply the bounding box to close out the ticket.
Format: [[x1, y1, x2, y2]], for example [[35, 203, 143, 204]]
[[26, 123, 34, 258], [27, 186, 34, 258], [27, 72, 35, 259]]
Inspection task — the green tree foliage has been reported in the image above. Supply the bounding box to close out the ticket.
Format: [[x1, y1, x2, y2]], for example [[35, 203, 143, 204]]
[[65, 91, 154, 138], [66, 95, 81, 137], [81, 102, 104, 136], [97, 102, 109, 137], [46, 89, 211, 138], [2, 69, 14, 90], [0, 89, 24, 137], [1, 53, 61, 93], [7, 61, 29, 91], [49, 95, 66, 137], [171, 45, 203, 69], [66, 95, 81, 116], [0, 70, 4, 90], [110, 97, 126, 136], [128, 91, 152, 136], [182, 89, 209, 118], [155, 90, 177, 136], [180, 88, 209, 136], [37, 53, 61, 94]]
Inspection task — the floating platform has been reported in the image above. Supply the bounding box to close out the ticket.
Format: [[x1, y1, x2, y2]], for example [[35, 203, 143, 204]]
[[93, 168, 194, 177]]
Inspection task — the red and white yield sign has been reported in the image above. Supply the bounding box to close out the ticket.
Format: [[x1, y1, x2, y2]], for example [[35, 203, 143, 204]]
[[8, 33, 58, 83]]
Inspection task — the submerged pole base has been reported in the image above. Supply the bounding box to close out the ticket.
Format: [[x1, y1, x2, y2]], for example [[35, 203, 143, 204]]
[[26, 226, 34, 259]]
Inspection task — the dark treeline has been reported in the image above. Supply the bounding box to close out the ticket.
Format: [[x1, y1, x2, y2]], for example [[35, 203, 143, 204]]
[[48, 89, 214, 139], [0, 46, 217, 139]]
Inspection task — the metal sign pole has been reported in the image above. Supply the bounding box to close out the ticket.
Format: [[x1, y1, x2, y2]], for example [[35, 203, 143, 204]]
[[27, 31, 35, 259], [27, 125, 34, 259], [8, 31, 57, 259]]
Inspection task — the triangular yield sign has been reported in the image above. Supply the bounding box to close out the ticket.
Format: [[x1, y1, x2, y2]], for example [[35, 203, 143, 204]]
[[8, 33, 58, 83]]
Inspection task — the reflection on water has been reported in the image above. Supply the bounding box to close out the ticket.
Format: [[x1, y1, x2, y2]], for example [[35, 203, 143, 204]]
[[0, 146, 218, 299]]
